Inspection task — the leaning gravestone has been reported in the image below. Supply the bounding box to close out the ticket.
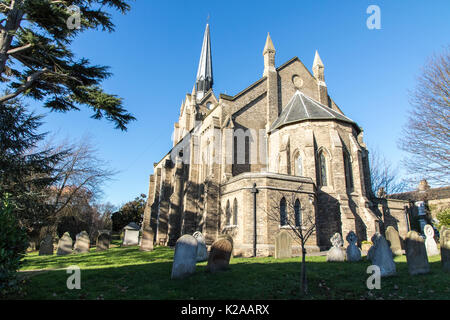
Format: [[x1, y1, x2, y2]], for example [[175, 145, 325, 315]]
[[368, 233, 396, 277], [346, 231, 361, 262], [96, 232, 110, 251], [441, 226, 450, 272], [39, 235, 54, 256], [171, 235, 198, 279], [140, 228, 154, 252], [193, 231, 208, 262], [327, 233, 346, 262], [74, 231, 90, 254], [207, 238, 233, 273], [57, 232, 73, 256], [424, 224, 439, 256], [405, 230, 430, 275], [275, 230, 292, 259], [385, 226, 403, 256]]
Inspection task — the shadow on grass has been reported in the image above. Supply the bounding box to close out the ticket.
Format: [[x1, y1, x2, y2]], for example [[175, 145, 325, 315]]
[[15, 249, 449, 300]]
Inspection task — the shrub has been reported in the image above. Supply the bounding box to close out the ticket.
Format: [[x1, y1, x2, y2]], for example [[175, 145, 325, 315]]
[[0, 195, 29, 297], [436, 207, 450, 230]]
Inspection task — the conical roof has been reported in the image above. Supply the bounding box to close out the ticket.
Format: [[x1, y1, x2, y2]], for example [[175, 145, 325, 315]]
[[270, 90, 358, 132], [196, 24, 213, 83]]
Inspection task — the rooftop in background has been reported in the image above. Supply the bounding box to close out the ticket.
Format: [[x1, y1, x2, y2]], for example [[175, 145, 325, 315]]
[[388, 179, 450, 202]]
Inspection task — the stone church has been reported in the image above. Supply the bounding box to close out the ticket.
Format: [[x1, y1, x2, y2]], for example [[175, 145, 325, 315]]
[[142, 24, 410, 256]]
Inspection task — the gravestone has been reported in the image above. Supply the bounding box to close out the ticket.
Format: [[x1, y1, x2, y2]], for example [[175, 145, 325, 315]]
[[218, 234, 234, 248], [57, 232, 73, 256], [441, 226, 450, 272], [193, 231, 208, 262], [140, 228, 154, 251], [171, 235, 198, 279], [424, 224, 439, 256], [346, 231, 361, 262], [39, 235, 54, 256], [368, 233, 396, 277], [405, 231, 430, 275], [385, 226, 403, 256], [96, 232, 110, 251], [275, 230, 292, 259], [327, 233, 346, 262], [74, 231, 90, 254], [122, 222, 140, 246], [207, 238, 233, 273]]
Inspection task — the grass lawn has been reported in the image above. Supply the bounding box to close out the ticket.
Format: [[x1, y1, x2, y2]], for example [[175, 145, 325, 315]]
[[12, 246, 450, 300]]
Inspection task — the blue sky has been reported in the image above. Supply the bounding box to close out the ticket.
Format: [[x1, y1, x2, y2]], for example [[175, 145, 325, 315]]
[[29, 0, 450, 207]]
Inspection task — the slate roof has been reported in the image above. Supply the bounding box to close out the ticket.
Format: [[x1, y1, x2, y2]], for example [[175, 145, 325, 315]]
[[270, 90, 358, 132], [388, 186, 450, 202], [123, 222, 140, 231]]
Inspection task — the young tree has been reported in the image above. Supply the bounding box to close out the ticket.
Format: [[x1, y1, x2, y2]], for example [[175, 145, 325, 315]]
[[264, 187, 316, 296], [112, 194, 146, 231], [0, 0, 135, 130], [399, 46, 450, 186]]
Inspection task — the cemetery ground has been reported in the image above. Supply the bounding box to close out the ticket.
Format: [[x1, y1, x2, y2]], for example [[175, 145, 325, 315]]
[[13, 245, 449, 300]]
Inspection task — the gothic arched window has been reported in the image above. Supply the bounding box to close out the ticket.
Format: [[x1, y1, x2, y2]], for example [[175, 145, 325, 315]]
[[225, 200, 231, 225], [280, 197, 287, 226], [233, 198, 238, 225], [296, 154, 303, 176], [319, 151, 328, 187], [294, 199, 301, 227], [343, 148, 354, 190]]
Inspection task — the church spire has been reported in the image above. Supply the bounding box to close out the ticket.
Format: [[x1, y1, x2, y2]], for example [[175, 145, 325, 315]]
[[196, 23, 213, 101]]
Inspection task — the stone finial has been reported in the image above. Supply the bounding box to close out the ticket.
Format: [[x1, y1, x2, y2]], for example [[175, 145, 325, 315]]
[[418, 179, 430, 191], [313, 50, 325, 83], [313, 50, 324, 68], [263, 33, 276, 77], [263, 32, 275, 55]]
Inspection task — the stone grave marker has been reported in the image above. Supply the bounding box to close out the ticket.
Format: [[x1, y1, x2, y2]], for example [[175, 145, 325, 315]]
[[171, 235, 198, 279], [327, 233, 346, 262], [96, 232, 110, 251], [207, 238, 233, 273], [140, 228, 154, 251], [368, 233, 396, 277], [385, 226, 403, 256], [193, 231, 208, 262], [440, 226, 450, 272], [405, 230, 430, 275], [39, 235, 54, 256], [424, 224, 439, 256], [275, 230, 292, 259], [57, 232, 73, 256], [74, 231, 90, 254], [346, 231, 361, 262]]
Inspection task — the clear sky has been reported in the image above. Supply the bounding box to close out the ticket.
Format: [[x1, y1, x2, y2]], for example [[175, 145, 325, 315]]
[[29, 0, 450, 207]]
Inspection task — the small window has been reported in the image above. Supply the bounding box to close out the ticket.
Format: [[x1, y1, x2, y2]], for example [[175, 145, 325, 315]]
[[280, 198, 287, 226], [343, 149, 354, 190], [206, 102, 212, 110], [294, 199, 301, 227], [319, 151, 327, 187], [296, 154, 303, 176], [225, 200, 231, 225], [233, 198, 238, 225]]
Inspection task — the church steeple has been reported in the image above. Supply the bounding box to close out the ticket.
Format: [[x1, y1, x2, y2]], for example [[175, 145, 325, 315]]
[[196, 23, 213, 101]]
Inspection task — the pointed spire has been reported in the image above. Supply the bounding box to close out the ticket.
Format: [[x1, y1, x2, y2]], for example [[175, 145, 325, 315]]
[[196, 23, 213, 101], [313, 50, 324, 68], [263, 32, 275, 55]]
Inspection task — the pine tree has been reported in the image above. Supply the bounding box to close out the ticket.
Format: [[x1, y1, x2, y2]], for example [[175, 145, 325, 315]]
[[0, 0, 134, 130]]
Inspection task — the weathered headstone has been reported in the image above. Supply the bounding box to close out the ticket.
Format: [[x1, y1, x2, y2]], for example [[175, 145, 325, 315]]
[[346, 231, 361, 262], [74, 231, 90, 254], [56, 232, 73, 256], [39, 235, 54, 256], [140, 228, 154, 251], [368, 233, 396, 277], [327, 233, 346, 262], [96, 232, 110, 251], [122, 222, 140, 246], [440, 226, 450, 272], [207, 238, 233, 273], [171, 235, 198, 279], [193, 231, 208, 262], [424, 224, 439, 256], [218, 234, 234, 248], [385, 226, 403, 256], [405, 230, 430, 275], [275, 230, 292, 259]]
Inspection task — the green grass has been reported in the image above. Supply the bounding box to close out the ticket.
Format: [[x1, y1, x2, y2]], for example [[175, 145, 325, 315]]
[[12, 246, 450, 300]]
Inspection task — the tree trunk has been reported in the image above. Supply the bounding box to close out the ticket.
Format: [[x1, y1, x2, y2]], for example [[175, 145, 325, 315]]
[[300, 245, 307, 296], [0, 1, 24, 77]]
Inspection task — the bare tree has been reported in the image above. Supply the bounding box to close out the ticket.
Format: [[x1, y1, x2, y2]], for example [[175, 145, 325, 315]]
[[369, 147, 409, 196], [399, 46, 450, 186], [45, 136, 116, 224], [263, 186, 316, 296]]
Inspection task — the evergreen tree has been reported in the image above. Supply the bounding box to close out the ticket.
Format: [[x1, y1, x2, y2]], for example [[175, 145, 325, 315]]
[[0, 0, 134, 130]]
